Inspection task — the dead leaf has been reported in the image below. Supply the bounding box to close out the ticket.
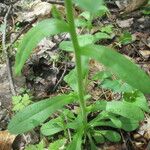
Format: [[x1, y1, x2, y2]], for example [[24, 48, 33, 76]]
[[138, 117, 150, 140], [0, 130, 16, 150], [125, 0, 148, 13], [17, 0, 52, 22], [116, 18, 133, 28], [139, 50, 150, 59]]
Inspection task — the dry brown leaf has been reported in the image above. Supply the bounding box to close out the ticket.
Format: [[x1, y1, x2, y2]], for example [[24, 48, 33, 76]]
[[17, 0, 52, 22], [116, 18, 133, 28], [125, 0, 148, 13], [0, 130, 16, 150]]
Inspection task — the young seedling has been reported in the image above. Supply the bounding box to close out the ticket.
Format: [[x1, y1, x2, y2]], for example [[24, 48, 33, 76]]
[[8, 0, 150, 149]]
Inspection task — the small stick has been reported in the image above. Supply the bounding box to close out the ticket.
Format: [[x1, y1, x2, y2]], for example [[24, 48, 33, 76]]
[[2, 6, 16, 96], [44, 0, 64, 5], [53, 65, 67, 92]]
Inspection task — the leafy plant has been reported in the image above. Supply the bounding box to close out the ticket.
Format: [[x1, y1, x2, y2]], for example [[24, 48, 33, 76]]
[[12, 93, 32, 112], [75, 0, 109, 31], [8, 0, 150, 149], [119, 31, 134, 45]]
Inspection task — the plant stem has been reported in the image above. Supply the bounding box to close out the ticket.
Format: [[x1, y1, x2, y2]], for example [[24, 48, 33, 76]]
[[65, 0, 87, 126]]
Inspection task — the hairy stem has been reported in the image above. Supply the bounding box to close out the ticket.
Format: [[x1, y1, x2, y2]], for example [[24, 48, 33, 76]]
[[65, 0, 87, 126]]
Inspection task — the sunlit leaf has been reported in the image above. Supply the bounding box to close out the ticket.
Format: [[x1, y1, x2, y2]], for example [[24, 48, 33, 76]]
[[80, 44, 150, 93]]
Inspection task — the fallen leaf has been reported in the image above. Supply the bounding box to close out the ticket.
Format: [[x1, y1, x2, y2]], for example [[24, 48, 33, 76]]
[[117, 18, 133, 28], [0, 130, 16, 150], [17, 0, 52, 22], [139, 50, 150, 59], [125, 0, 148, 13]]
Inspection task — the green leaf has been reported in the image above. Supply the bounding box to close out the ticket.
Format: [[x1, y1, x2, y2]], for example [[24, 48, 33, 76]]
[[25, 140, 45, 150], [64, 68, 78, 91], [51, 5, 63, 20], [74, 0, 104, 14], [80, 11, 91, 20], [41, 117, 63, 136], [106, 101, 144, 121], [100, 79, 134, 93], [119, 32, 133, 45], [67, 129, 83, 150], [59, 34, 94, 52], [119, 117, 139, 131], [15, 19, 69, 75], [89, 100, 144, 120], [93, 71, 112, 81], [80, 44, 150, 93], [101, 25, 114, 34], [100, 130, 121, 142], [94, 32, 111, 42], [75, 18, 88, 28], [92, 132, 105, 144], [48, 138, 67, 150], [8, 94, 74, 134], [88, 133, 98, 149], [123, 90, 149, 112], [64, 56, 89, 91], [94, 5, 109, 17]]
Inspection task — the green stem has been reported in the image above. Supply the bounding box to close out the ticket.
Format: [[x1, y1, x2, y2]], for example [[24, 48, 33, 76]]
[[65, 0, 87, 125]]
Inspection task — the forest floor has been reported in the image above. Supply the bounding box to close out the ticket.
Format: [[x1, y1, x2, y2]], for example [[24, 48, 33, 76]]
[[0, 0, 150, 150]]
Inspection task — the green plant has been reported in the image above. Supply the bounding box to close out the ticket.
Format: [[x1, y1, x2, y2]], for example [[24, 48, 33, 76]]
[[12, 93, 32, 112], [8, 0, 150, 149], [119, 31, 134, 45], [75, 0, 108, 31]]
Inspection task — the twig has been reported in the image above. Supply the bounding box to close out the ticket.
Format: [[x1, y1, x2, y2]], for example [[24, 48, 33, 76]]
[[53, 65, 67, 92], [43, 0, 64, 5], [2, 6, 16, 96], [6, 18, 37, 53]]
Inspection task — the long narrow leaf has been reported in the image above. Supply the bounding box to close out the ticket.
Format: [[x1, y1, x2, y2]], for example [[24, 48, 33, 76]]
[[15, 19, 69, 75], [67, 129, 83, 150], [8, 94, 74, 134], [80, 44, 150, 93]]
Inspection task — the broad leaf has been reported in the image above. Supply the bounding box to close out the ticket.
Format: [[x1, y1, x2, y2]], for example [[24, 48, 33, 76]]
[[119, 117, 139, 131], [106, 101, 144, 121], [101, 79, 134, 93], [80, 44, 150, 93], [123, 90, 149, 112], [89, 100, 144, 120], [8, 94, 74, 134], [94, 32, 111, 42], [15, 19, 69, 75]]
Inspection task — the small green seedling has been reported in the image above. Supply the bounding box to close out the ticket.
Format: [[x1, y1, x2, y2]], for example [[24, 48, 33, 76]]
[[8, 0, 150, 149], [119, 31, 134, 45], [12, 93, 31, 112], [75, 1, 109, 31]]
